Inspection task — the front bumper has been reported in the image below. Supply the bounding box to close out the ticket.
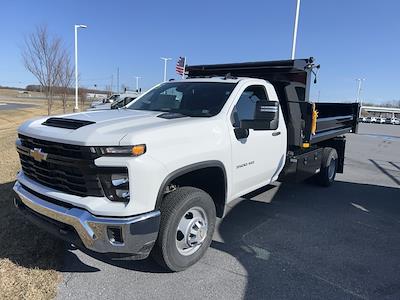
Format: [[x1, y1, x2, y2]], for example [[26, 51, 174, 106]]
[[13, 181, 160, 259]]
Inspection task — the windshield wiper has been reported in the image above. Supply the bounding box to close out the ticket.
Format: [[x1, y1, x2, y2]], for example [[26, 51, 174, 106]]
[[131, 108, 212, 117], [179, 110, 213, 117], [170, 110, 212, 117]]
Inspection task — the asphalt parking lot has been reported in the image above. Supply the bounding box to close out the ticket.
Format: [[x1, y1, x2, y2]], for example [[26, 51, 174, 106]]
[[58, 124, 400, 300], [0, 102, 35, 110]]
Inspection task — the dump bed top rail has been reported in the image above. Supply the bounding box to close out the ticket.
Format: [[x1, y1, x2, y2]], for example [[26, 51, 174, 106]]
[[187, 58, 315, 102]]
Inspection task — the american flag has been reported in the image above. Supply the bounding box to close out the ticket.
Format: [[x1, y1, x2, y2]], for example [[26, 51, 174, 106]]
[[176, 56, 186, 75]]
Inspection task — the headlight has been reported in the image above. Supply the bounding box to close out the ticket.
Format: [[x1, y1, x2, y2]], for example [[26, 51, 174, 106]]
[[91, 144, 146, 157]]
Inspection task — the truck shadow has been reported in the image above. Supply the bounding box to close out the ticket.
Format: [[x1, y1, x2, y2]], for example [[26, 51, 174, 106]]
[[2, 179, 400, 298], [0, 181, 98, 273], [60, 176, 400, 300], [62, 243, 168, 273], [212, 181, 400, 299], [369, 159, 400, 185], [0, 179, 161, 273], [67, 180, 400, 298]]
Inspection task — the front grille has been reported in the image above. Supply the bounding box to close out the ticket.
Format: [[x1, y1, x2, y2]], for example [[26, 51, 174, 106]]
[[17, 135, 104, 197], [18, 134, 92, 159]]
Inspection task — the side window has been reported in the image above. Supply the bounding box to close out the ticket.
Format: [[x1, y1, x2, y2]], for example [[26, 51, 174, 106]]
[[231, 85, 269, 127]]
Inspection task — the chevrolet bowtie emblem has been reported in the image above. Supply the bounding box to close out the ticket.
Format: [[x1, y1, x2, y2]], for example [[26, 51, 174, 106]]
[[30, 148, 48, 162]]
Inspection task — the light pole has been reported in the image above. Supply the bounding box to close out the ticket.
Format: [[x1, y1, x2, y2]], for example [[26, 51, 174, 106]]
[[74, 24, 87, 112], [117, 67, 120, 93], [356, 78, 366, 103], [135, 76, 142, 92], [291, 0, 301, 60], [161, 57, 172, 82], [356, 78, 366, 118]]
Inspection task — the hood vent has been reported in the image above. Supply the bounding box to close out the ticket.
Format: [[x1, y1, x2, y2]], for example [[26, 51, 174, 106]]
[[42, 117, 95, 129]]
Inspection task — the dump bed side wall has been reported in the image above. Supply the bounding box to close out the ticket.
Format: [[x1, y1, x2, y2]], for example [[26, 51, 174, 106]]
[[312, 103, 359, 143]]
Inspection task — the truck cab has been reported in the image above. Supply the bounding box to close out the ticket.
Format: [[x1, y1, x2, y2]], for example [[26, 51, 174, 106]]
[[13, 58, 359, 271]]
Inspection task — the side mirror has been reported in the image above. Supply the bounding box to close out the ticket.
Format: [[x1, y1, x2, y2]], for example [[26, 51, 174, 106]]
[[241, 101, 279, 130]]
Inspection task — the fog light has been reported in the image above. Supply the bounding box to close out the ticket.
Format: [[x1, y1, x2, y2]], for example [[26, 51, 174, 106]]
[[116, 189, 130, 200], [107, 226, 123, 244]]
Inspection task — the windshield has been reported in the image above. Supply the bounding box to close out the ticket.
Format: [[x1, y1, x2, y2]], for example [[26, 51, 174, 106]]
[[128, 82, 236, 117]]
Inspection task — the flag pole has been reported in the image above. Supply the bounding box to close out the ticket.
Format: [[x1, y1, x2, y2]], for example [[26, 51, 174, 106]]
[[182, 57, 186, 79]]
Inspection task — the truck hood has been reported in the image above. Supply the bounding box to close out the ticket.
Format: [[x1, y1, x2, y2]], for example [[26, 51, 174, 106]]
[[18, 109, 192, 146]]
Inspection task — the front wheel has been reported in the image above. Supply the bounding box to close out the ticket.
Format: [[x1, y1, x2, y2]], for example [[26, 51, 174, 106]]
[[151, 187, 216, 272]]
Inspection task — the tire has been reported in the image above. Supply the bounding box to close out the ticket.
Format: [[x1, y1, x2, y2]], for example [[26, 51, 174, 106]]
[[315, 147, 338, 187], [151, 187, 216, 272]]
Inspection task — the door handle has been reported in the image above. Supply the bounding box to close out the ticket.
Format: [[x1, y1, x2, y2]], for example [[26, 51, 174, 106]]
[[272, 131, 281, 136]]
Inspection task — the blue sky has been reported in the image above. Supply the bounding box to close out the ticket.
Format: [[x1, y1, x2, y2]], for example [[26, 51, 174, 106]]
[[0, 0, 399, 103]]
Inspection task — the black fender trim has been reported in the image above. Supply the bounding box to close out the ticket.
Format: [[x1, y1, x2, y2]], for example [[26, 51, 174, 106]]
[[155, 160, 227, 212]]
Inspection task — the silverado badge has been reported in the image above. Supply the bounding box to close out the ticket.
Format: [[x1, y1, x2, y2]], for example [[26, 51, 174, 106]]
[[30, 148, 48, 162]]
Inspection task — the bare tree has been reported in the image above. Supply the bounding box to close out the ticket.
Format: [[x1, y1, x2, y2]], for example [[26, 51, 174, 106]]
[[79, 88, 87, 109], [105, 85, 112, 96], [21, 25, 66, 115], [58, 50, 74, 113]]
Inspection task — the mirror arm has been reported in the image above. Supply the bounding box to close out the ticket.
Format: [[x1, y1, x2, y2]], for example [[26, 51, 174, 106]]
[[234, 127, 249, 140]]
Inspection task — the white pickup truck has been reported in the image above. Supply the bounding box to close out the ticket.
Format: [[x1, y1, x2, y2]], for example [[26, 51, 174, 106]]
[[13, 58, 359, 271]]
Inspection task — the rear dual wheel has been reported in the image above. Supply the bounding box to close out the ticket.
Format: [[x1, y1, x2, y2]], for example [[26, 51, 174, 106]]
[[315, 147, 338, 187], [151, 187, 216, 272]]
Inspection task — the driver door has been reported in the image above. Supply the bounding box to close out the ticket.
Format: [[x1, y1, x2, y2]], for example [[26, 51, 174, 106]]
[[230, 84, 284, 197]]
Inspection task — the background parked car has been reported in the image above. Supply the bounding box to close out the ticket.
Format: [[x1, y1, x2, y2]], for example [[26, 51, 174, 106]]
[[391, 117, 400, 125], [378, 117, 386, 124], [90, 94, 120, 108], [110, 96, 137, 109], [87, 92, 141, 111]]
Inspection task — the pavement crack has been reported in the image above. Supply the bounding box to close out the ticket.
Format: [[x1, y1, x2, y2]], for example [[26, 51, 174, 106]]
[[63, 272, 75, 287], [240, 235, 368, 299], [309, 273, 367, 299], [199, 260, 248, 279]]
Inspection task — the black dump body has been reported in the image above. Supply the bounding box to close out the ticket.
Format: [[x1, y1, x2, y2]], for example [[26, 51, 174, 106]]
[[187, 58, 359, 149]]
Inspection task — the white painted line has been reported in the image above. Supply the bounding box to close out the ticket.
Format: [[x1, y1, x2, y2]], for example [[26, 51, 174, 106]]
[[350, 202, 369, 212]]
